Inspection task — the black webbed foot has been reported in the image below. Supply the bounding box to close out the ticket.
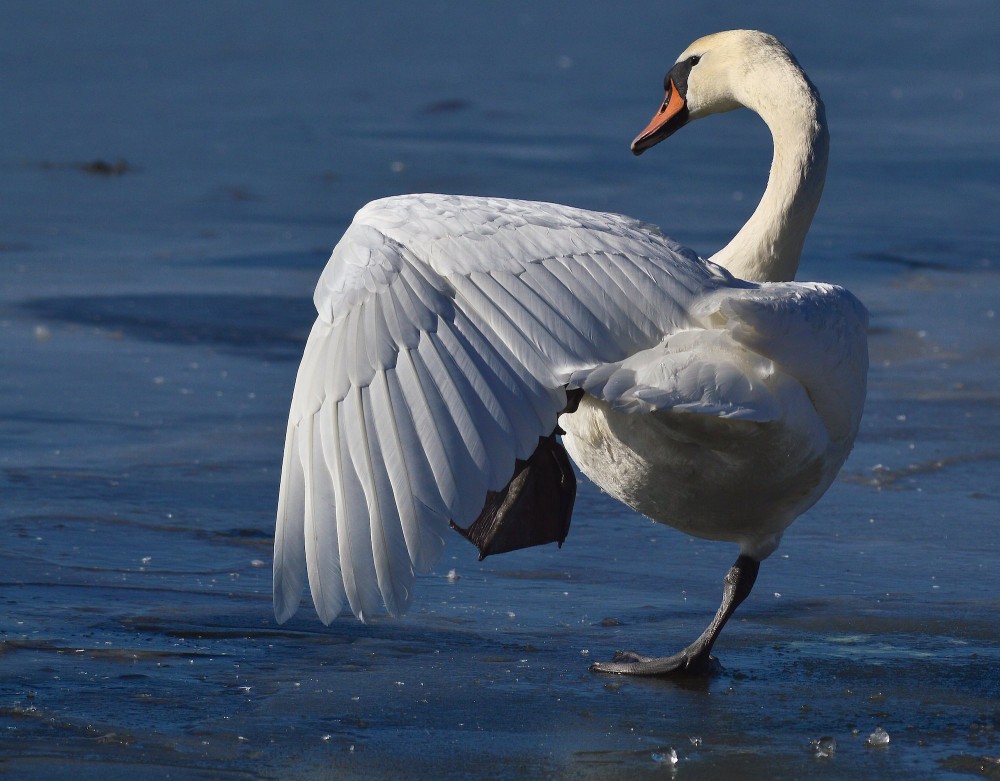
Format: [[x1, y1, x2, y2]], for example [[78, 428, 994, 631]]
[[590, 649, 721, 677], [451, 388, 582, 559], [451, 431, 576, 559], [591, 555, 759, 677]]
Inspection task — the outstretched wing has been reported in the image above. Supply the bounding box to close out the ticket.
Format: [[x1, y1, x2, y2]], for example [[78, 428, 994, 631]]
[[274, 194, 735, 623]]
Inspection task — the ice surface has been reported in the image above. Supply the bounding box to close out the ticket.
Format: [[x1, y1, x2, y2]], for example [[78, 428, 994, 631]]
[[2, 2, 999, 780]]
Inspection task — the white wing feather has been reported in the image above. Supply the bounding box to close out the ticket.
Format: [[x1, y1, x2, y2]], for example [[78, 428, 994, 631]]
[[273, 193, 868, 622], [273, 425, 308, 623]]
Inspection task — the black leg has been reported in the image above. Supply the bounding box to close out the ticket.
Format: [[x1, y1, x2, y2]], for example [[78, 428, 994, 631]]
[[591, 554, 760, 676]]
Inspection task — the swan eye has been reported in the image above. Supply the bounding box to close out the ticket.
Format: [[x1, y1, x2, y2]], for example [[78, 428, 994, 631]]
[[664, 55, 701, 95]]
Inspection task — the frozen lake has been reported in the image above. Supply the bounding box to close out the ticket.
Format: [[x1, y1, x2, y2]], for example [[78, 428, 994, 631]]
[[2, 2, 998, 778]]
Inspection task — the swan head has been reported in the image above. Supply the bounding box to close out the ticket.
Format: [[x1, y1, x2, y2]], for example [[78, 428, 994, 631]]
[[632, 30, 803, 155]]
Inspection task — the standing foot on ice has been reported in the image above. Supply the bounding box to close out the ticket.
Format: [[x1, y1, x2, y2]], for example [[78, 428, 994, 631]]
[[591, 554, 760, 677]]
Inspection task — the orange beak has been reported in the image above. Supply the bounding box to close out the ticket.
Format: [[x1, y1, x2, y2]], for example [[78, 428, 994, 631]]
[[631, 78, 688, 156]]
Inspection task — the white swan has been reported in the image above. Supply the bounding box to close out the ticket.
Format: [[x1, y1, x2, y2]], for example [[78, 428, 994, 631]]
[[273, 30, 868, 676]]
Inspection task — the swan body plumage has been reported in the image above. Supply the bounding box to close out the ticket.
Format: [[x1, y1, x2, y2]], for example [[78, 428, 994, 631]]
[[273, 30, 868, 671]]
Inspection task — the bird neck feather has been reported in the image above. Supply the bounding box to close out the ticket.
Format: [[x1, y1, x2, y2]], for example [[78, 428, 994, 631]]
[[709, 56, 829, 283]]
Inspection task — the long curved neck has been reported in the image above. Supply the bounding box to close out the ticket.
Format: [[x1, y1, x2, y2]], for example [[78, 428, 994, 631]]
[[709, 65, 828, 283]]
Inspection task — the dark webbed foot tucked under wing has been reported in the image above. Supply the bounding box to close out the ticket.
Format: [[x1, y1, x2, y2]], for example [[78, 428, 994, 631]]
[[451, 431, 576, 559], [451, 389, 583, 560]]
